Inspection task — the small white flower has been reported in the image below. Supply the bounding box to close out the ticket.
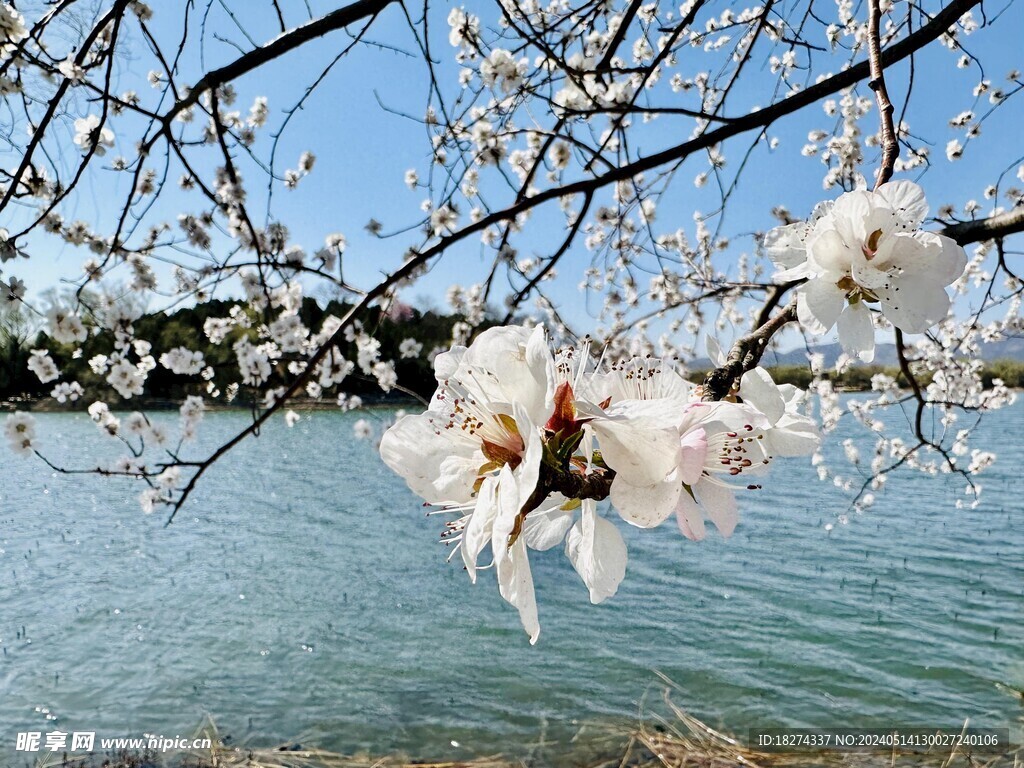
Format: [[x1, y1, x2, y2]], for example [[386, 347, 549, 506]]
[[73, 115, 115, 156], [51, 381, 84, 403], [88, 401, 120, 435], [398, 338, 423, 359], [479, 48, 526, 93], [4, 412, 36, 455], [159, 346, 205, 375], [47, 307, 88, 344], [58, 55, 85, 83], [447, 7, 479, 48], [430, 205, 458, 236], [27, 349, 60, 383], [128, 1, 153, 20], [156, 466, 180, 490], [139, 488, 163, 514], [107, 359, 146, 398], [549, 142, 571, 169], [0, 3, 29, 51], [0, 275, 24, 305], [338, 393, 362, 411]]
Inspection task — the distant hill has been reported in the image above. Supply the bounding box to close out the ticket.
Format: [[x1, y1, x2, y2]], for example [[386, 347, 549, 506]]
[[690, 336, 1024, 370]]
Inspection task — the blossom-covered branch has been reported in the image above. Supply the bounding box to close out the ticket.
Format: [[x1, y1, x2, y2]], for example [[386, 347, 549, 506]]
[[1, 0, 1021, 641]]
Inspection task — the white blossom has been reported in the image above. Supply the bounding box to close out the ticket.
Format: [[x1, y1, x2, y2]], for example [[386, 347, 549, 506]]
[[767, 182, 967, 362], [27, 349, 60, 383], [4, 412, 36, 455], [73, 115, 114, 156]]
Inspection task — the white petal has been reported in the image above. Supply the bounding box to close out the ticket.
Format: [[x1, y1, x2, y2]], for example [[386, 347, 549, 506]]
[[500, 537, 540, 643], [694, 480, 739, 538], [766, 416, 820, 457], [436, 455, 487, 501], [461, 476, 499, 582], [379, 414, 479, 504], [705, 334, 726, 367], [565, 501, 628, 604], [851, 258, 891, 291], [836, 301, 875, 363], [577, 396, 681, 429], [739, 368, 785, 424], [797, 277, 846, 335], [675, 490, 706, 541], [513, 401, 542, 503], [773, 262, 812, 282], [777, 383, 803, 406], [609, 472, 680, 528], [588, 406, 680, 487], [878, 280, 951, 333], [828, 190, 874, 246], [492, 466, 540, 643], [525, 324, 556, 414], [876, 180, 928, 228], [677, 400, 771, 435], [432, 346, 466, 383], [868, 231, 930, 275], [462, 325, 551, 426], [522, 498, 574, 550], [806, 227, 853, 274], [808, 199, 834, 224], [763, 222, 810, 269], [913, 232, 968, 286]]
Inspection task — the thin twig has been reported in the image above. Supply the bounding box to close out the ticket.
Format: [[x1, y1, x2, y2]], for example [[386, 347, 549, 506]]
[[867, 0, 899, 189]]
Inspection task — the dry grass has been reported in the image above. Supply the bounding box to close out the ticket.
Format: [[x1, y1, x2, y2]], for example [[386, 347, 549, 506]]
[[28, 689, 1022, 768]]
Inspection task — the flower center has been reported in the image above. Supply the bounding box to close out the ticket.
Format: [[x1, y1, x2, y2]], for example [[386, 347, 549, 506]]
[[861, 228, 884, 260], [430, 375, 525, 470], [836, 275, 878, 303], [705, 424, 770, 478]]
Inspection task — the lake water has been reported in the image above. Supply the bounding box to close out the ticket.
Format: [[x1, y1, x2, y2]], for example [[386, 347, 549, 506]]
[[1, 397, 1022, 761]]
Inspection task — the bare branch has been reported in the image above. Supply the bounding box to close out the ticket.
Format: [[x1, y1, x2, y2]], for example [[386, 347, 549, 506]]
[[701, 301, 799, 401], [161, 0, 397, 122], [942, 207, 1024, 245], [867, 0, 899, 189]]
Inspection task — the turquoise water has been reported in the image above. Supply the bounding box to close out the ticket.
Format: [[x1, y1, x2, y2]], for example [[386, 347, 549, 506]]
[[1, 398, 1021, 759]]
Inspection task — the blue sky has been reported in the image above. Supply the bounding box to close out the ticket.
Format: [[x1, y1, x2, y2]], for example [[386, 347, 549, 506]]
[[9, 0, 1024, 354]]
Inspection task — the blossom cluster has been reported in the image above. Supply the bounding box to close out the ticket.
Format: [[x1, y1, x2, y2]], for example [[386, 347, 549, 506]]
[[766, 181, 967, 362], [380, 325, 818, 642]]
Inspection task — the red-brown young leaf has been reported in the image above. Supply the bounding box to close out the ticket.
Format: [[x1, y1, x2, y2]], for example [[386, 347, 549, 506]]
[[545, 381, 577, 434]]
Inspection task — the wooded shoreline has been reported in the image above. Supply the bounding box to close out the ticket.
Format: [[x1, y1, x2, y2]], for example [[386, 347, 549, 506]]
[[5, 360, 1023, 414]]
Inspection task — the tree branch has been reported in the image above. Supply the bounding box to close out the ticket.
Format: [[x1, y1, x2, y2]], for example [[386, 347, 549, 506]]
[[701, 301, 798, 401], [159, 0, 981, 521], [867, 0, 899, 189], [942, 207, 1024, 245], [160, 0, 397, 123], [415, 0, 980, 253]]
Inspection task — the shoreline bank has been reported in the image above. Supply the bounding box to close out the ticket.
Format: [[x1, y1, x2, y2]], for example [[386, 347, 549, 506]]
[[17, 710, 1019, 768]]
